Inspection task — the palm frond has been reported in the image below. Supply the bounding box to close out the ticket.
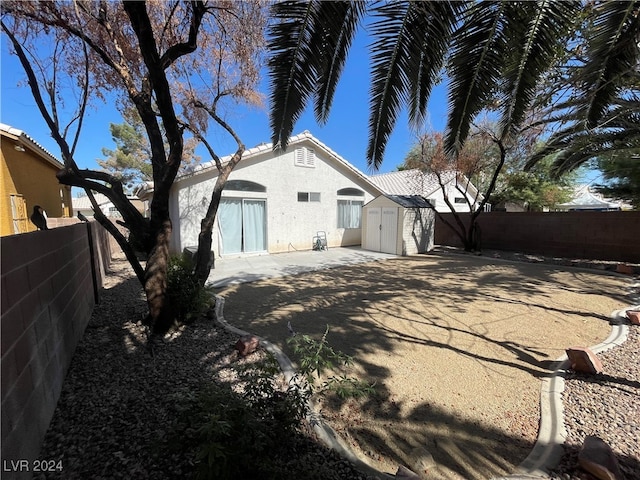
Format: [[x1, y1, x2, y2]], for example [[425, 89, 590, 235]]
[[267, 1, 326, 151], [551, 128, 640, 174], [367, 1, 449, 169], [313, 1, 366, 124], [499, 1, 580, 140], [578, 1, 640, 127], [445, 1, 508, 154], [526, 100, 640, 174], [405, 1, 461, 130]]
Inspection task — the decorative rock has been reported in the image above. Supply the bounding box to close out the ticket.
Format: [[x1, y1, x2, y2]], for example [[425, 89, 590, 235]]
[[566, 347, 603, 374], [626, 310, 640, 325], [578, 435, 623, 480], [234, 335, 260, 356], [395, 465, 421, 479]]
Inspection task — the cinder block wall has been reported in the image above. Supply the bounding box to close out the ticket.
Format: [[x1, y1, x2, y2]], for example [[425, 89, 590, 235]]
[[1, 222, 111, 479], [435, 211, 640, 263]]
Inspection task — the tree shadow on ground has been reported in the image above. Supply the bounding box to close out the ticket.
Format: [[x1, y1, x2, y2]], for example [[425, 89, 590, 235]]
[[38, 263, 350, 479], [219, 253, 635, 478]]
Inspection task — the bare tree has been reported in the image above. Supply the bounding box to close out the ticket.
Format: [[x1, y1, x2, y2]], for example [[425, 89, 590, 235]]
[[1, 1, 266, 335]]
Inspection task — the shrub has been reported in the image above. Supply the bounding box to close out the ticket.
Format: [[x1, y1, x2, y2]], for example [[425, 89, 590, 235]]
[[166, 253, 210, 323], [165, 327, 374, 478], [287, 325, 376, 399], [167, 355, 310, 479]]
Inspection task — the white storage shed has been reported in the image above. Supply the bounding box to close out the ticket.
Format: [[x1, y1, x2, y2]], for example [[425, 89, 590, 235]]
[[362, 195, 435, 256]]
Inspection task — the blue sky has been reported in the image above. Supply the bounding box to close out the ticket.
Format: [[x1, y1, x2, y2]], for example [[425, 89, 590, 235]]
[[1, 30, 449, 179]]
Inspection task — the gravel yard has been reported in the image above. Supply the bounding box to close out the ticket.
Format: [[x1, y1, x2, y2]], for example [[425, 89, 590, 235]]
[[33, 253, 376, 480], [550, 325, 640, 480], [33, 249, 639, 479]]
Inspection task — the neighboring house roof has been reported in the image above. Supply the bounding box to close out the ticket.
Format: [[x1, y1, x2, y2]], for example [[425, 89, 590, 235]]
[[369, 169, 481, 200], [0, 123, 63, 170], [72, 194, 112, 211], [558, 185, 625, 210]]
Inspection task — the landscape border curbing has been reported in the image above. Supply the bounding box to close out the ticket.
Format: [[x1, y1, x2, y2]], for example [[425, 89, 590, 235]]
[[214, 294, 395, 480], [493, 306, 634, 480]]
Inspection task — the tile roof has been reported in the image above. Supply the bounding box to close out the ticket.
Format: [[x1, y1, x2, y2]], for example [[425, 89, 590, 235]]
[[0, 122, 63, 168], [368, 169, 457, 197], [72, 194, 111, 210]]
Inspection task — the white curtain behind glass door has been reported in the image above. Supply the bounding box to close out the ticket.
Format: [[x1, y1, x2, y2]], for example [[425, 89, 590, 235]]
[[219, 198, 243, 254], [243, 199, 266, 252]]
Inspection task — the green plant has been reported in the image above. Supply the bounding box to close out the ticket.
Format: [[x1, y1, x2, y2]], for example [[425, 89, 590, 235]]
[[164, 328, 373, 479], [166, 353, 311, 480], [287, 325, 376, 399], [166, 253, 210, 323]]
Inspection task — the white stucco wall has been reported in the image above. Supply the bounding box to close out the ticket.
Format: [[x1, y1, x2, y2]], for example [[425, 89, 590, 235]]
[[170, 137, 381, 256], [424, 182, 479, 213]]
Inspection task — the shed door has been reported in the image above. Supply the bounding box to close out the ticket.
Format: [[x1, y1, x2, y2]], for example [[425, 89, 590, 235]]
[[365, 208, 381, 251], [365, 207, 397, 254], [380, 207, 398, 254]]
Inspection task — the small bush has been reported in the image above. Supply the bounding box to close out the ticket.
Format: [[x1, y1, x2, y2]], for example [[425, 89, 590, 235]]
[[287, 325, 376, 399], [167, 355, 310, 479], [164, 327, 373, 479], [166, 254, 210, 323]]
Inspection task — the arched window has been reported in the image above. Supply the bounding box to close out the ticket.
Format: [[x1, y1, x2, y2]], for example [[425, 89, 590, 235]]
[[224, 180, 266, 192], [337, 187, 364, 196]]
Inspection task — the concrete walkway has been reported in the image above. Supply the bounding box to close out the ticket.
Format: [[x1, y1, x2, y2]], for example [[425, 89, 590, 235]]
[[206, 246, 399, 288]]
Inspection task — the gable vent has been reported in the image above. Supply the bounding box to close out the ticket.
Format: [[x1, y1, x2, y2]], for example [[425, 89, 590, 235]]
[[294, 147, 316, 168]]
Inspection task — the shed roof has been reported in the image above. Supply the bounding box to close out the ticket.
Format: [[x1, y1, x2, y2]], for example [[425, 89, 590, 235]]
[[386, 195, 433, 208]]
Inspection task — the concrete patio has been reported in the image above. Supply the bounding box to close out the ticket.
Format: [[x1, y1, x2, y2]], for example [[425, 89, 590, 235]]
[[206, 246, 398, 288]]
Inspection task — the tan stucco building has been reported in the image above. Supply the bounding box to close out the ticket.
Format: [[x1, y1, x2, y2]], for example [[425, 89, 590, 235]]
[[1, 123, 72, 236]]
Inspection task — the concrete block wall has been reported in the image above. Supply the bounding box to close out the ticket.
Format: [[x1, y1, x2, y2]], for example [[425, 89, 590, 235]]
[[435, 211, 640, 263], [1, 222, 111, 479]]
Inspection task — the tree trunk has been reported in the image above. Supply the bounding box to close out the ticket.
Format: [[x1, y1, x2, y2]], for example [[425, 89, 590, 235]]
[[193, 153, 242, 286], [144, 217, 174, 334], [464, 219, 481, 252]]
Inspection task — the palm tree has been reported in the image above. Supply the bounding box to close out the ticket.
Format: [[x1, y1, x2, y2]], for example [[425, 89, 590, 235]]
[[526, 1, 640, 175], [268, 0, 639, 172]]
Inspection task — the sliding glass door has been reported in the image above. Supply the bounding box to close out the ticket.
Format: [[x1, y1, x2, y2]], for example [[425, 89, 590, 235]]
[[219, 198, 266, 254]]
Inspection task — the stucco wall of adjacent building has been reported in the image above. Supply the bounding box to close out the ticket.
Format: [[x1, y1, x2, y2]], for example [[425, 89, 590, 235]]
[[171, 137, 381, 256], [1, 133, 72, 236]]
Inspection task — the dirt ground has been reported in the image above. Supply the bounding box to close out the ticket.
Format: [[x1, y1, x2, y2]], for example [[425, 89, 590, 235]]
[[219, 252, 631, 479]]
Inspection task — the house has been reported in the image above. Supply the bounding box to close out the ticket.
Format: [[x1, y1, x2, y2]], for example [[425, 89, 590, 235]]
[[556, 184, 631, 211], [72, 193, 147, 219], [362, 195, 434, 255], [170, 131, 386, 256], [368, 169, 484, 212], [0, 123, 72, 236]]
